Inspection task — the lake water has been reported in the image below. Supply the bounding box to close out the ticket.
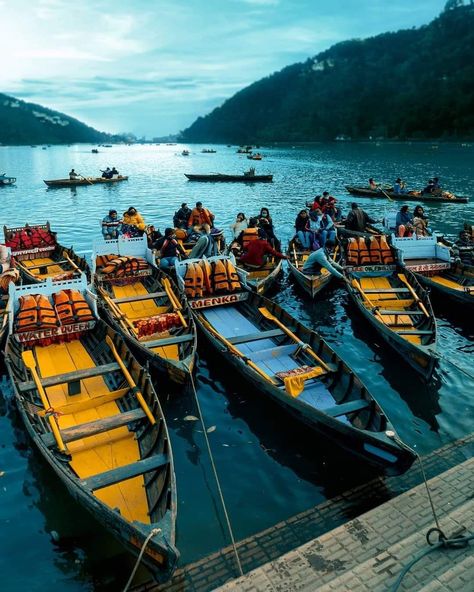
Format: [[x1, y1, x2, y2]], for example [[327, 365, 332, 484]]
[[0, 142, 473, 591]]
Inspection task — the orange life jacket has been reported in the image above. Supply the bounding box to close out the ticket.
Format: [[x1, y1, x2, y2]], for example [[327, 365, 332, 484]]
[[212, 259, 230, 293], [358, 237, 370, 265], [201, 259, 213, 294], [224, 259, 241, 292], [184, 262, 204, 298], [369, 236, 381, 263], [380, 236, 394, 264], [30, 227, 55, 248], [96, 254, 117, 268], [174, 229, 187, 240], [346, 238, 359, 265], [242, 228, 258, 249], [53, 290, 94, 324], [16, 294, 58, 332]]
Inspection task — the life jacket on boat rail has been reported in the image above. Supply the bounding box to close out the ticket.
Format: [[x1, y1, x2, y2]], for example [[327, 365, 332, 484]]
[[15, 294, 59, 332], [53, 289, 94, 324], [183, 258, 242, 298]]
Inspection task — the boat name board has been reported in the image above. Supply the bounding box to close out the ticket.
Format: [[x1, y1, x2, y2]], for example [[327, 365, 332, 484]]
[[15, 320, 96, 343], [345, 264, 395, 272], [407, 262, 451, 272], [12, 245, 56, 256], [190, 292, 248, 309]]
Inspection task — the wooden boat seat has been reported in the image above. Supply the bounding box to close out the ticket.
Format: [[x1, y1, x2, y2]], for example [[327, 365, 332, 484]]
[[377, 309, 424, 315], [37, 388, 130, 416], [41, 408, 146, 447], [323, 399, 370, 418], [250, 344, 298, 362], [111, 282, 168, 321], [19, 362, 120, 392], [112, 291, 166, 304], [228, 328, 284, 345], [25, 260, 67, 271], [80, 453, 169, 491], [364, 288, 410, 293], [141, 334, 193, 348], [393, 329, 433, 335]]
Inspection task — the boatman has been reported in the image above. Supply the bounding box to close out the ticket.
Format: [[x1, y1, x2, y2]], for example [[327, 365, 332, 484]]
[[344, 203, 377, 233], [188, 202, 215, 228], [302, 241, 344, 279], [69, 168, 80, 180]]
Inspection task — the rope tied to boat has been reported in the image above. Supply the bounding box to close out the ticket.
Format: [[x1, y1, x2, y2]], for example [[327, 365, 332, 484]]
[[386, 432, 474, 591], [122, 528, 162, 592], [44, 407, 61, 419]]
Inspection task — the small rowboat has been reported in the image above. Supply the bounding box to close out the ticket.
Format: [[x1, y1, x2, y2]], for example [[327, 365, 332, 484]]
[[4, 223, 89, 284], [0, 174, 16, 186], [416, 263, 474, 310], [287, 240, 334, 298], [344, 263, 437, 379], [4, 276, 178, 582], [175, 256, 415, 475], [93, 236, 196, 384], [236, 257, 283, 295], [345, 185, 469, 204], [43, 176, 128, 187], [185, 172, 273, 182]]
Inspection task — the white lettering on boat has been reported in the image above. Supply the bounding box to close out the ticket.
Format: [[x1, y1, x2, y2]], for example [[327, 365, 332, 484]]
[[15, 320, 96, 342], [406, 263, 451, 272], [190, 292, 248, 309]]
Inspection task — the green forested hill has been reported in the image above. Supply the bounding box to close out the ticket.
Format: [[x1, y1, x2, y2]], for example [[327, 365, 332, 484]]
[[0, 93, 121, 145], [181, 2, 474, 143]]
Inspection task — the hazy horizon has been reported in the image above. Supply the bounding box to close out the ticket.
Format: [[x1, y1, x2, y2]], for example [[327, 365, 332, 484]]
[[1, 0, 447, 137]]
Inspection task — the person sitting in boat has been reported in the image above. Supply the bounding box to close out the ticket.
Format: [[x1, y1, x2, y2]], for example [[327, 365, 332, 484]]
[[309, 195, 322, 211], [188, 224, 217, 259], [69, 168, 80, 180], [395, 205, 414, 237], [295, 210, 312, 249], [235, 217, 261, 253], [422, 179, 435, 194], [122, 207, 146, 237], [0, 244, 19, 293], [301, 241, 344, 279], [432, 177, 442, 193], [173, 203, 192, 229], [230, 212, 248, 240], [239, 229, 287, 268], [146, 225, 163, 249], [326, 197, 342, 222], [368, 178, 378, 190], [0, 243, 11, 275], [157, 228, 187, 270], [311, 209, 336, 247], [101, 209, 122, 239], [393, 178, 407, 194], [412, 205, 431, 236], [110, 166, 119, 177], [345, 203, 376, 232], [257, 207, 280, 250], [188, 201, 215, 228], [453, 230, 474, 265]]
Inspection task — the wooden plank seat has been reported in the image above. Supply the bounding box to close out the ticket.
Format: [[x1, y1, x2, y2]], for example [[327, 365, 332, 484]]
[[80, 453, 169, 491], [228, 328, 285, 345], [112, 291, 167, 304], [24, 260, 67, 270], [364, 288, 410, 293], [394, 330, 434, 335], [377, 310, 424, 315], [141, 333, 194, 348], [323, 399, 370, 418], [18, 362, 120, 392], [250, 344, 299, 362], [37, 388, 130, 416], [41, 408, 146, 447]]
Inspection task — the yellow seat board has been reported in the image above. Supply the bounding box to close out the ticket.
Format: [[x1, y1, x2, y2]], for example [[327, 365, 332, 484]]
[[151, 344, 180, 360], [112, 282, 168, 320], [33, 340, 149, 523], [22, 257, 64, 278]]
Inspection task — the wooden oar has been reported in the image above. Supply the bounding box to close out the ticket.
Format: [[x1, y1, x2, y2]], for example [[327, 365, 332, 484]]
[[292, 243, 299, 269], [98, 286, 137, 333], [258, 307, 334, 372], [198, 315, 277, 384], [63, 251, 80, 272], [350, 278, 386, 323], [22, 350, 67, 452], [105, 335, 155, 425], [379, 187, 393, 202], [397, 273, 430, 317], [161, 277, 187, 328], [78, 173, 93, 185]]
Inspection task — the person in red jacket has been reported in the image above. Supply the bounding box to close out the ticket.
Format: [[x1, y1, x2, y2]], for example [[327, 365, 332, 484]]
[[187, 201, 215, 227], [239, 230, 287, 268]]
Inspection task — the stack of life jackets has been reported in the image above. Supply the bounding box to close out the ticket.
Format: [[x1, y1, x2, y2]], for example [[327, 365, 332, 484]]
[[53, 290, 95, 325], [97, 255, 149, 277], [184, 259, 241, 298], [6, 227, 56, 252], [15, 294, 59, 333], [134, 312, 181, 339], [346, 236, 393, 266]]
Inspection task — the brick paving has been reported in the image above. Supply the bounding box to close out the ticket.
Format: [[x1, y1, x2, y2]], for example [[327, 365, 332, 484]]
[[133, 434, 473, 592]]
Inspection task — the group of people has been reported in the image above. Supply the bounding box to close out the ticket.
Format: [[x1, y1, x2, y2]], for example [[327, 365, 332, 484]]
[[368, 176, 442, 195], [101, 207, 146, 239], [69, 167, 119, 181], [395, 205, 430, 237]]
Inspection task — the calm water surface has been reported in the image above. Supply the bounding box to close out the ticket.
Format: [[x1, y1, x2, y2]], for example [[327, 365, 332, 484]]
[[0, 143, 473, 591]]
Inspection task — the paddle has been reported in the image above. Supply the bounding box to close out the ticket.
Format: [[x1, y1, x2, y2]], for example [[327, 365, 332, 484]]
[[63, 251, 80, 272], [98, 286, 137, 333], [161, 277, 187, 328], [379, 187, 393, 202], [258, 307, 335, 372], [78, 173, 93, 185], [397, 273, 430, 317], [349, 279, 385, 323], [292, 243, 299, 269], [22, 350, 67, 452], [105, 335, 156, 425]]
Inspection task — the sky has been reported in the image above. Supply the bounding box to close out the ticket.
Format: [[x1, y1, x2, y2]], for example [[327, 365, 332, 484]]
[[0, 0, 447, 137]]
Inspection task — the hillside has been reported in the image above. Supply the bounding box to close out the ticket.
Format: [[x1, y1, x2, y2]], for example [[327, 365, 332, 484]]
[[180, 2, 474, 143], [0, 93, 122, 145]]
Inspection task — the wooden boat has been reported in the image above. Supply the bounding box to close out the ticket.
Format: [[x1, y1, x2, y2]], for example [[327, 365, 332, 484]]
[[286, 239, 334, 298], [236, 257, 283, 295], [247, 154, 262, 160], [4, 276, 178, 582], [181, 150, 189, 156], [4, 223, 89, 284], [175, 256, 415, 475], [43, 176, 128, 187], [93, 236, 196, 384], [185, 171, 273, 183], [201, 149, 216, 153], [343, 238, 437, 379], [392, 235, 474, 310], [0, 174, 16, 186], [345, 185, 469, 204]]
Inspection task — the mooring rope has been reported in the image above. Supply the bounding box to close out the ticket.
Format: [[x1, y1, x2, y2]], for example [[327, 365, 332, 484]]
[[122, 528, 162, 592], [189, 372, 244, 577], [437, 353, 474, 381], [386, 433, 473, 591]]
